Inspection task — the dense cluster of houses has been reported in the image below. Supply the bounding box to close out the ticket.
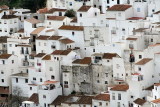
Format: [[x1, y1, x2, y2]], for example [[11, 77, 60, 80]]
[[1, 0, 160, 107]]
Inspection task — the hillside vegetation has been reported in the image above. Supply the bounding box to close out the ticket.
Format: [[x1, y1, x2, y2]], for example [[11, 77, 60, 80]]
[[0, 0, 46, 12]]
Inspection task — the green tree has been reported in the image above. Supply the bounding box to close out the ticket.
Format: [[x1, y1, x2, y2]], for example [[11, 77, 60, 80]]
[[64, 9, 76, 18]]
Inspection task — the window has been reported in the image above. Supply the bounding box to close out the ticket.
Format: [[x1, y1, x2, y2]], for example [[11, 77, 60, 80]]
[[64, 81, 68, 84], [118, 102, 120, 107], [151, 39, 153, 42], [112, 93, 115, 100], [1, 79, 4, 83], [40, 78, 42, 82], [93, 49, 95, 52], [2, 60, 5, 64], [118, 13, 121, 16], [43, 95, 46, 98], [33, 77, 36, 80], [44, 43, 46, 46], [16, 78, 18, 83], [137, 8, 140, 12], [12, 60, 14, 64], [97, 80, 100, 83], [95, 12, 97, 16], [49, 22, 51, 25], [50, 67, 53, 71], [25, 79, 28, 83], [138, 67, 141, 71], [30, 87, 32, 90], [72, 32, 74, 35], [1, 71, 4, 74], [51, 75, 55, 79], [105, 81, 108, 84], [118, 93, 121, 100], [9, 44, 12, 47], [139, 55, 142, 59], [99, 102, 102, 106], [80, 13, 82, 17]]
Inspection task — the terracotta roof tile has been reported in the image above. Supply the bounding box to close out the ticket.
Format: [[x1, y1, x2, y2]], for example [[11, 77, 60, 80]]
[[133, 98, 146, 105], [0, 5, 9, 9], [47, 8, 67, 13], [37, 7, 48, 14], [73, 57, 91, 65], [47, 16, 66, 21], [145, 85, 154, 91], [42, 55, 51, 60], [35, 53, 46, 57], [28, 93, 39, 104], [133, 28, 147, 32], [154, 83, 160, 86], [59, 25, 84, 31], [36, 35, 50, 40], [110, 84, 129, 91], [51, 95, 71, 105], [135, 58, 152, 65], [107, 5, 132, 11], [31, 27, 45, 35], [127, 17, 144, 20], [1, 15, 18, 19], [25, 18, 41, 24], [154, 11, 160, 14], [94, 94, 110, 101], [0, 54, 12, 59], [60, 38, 74, 44], [46, 29, 54, 32], [52, 50, 71, 55], [17, 29, 24, 33], [78, 6, 91, 12], [71, 18, 77, 23], [16, 44, 31, 47], [48, 36, 62, 40], [43, 81, 58, 85], [152, 98, 160, 104], [103, 53, 118, 59], [126, 37, 138, 41]]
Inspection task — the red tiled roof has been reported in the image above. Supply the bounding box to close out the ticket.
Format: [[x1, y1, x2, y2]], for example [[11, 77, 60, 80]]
[[0, 5, 9, 9], [31, 27, 45, 35], [43, 81, 58, 85], [52, 50, 71, 55], [133, 98, 146, 105], [73, 57, 91, 65], [135, 58, 152, 65], [0, 54, 12, 59], [37, 7, 48, 14], [28, 93, 39, 104], [47, 8, 67, 13], [35, 53, 46, 57], [94, 94, 110, 101], [42, 55, 51, 60], [127, 17, 144, 20], [36, 35, 50, 40], [78, 6, 91, 12], [59, 25, 84, 31], [25, 18, 41, 24], [48, 36, 62, 40], [107, 5, 132, 11], [126, 37, 138, 41], [152, 98, 160, 104], [110, 84, 129, 91], [103, 53, 118, 59], [60, 38, 74, 44], [47, 16, 66, 21]]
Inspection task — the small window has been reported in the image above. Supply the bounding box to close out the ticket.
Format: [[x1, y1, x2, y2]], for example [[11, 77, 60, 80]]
[[25, 79, 28, 83], [64, 81, 68, 84], [99, 102, 102, 106], [93, 49, 95, 52], [97, 80, 100, 83], [137, 8, 140, 12], [72, 32, 75, 35], [138, 67, 141, 71], [16, 78, 18, 83], [51, 75, 55, 79], [40, 78, 42, 82], [30, 87, 32, 90], [43, 95, 46, 98], [80, 13, 82, 17], [12, 60, 14, 64], [50, 67, 53, 71], [151, 39, 153, 42], [33, 77, 36, 80], [1, 79, 4, 83], [118, 93, 121, 100], [139, 55, 142, 59], [105, 81, 108, 84]]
